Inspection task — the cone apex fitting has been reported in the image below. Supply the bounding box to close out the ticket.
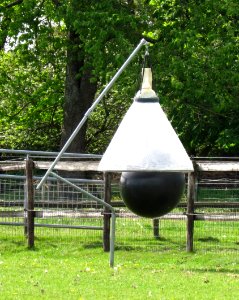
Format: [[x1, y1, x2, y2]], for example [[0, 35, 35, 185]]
[[142, 68, 152, 90], [136, 68, 157, 99]]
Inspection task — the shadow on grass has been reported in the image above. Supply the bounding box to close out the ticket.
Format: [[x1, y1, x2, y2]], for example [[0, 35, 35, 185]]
[[83, 241, 103, 249], [115, 245, 141, 251], [128, 236, 169, 242], [114, 243, 186, 252], [197, 237, 220, 243], [153, 236, 167, 241], [0, 239, 28, 253], [190, 267, 239, 275]]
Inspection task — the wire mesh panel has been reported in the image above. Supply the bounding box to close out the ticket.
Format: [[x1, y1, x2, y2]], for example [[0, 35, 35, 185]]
[[0, 175, 26, 242], [115, 215, 187, 251], [0, 174, 106, 246], [0, 172, 188, 252], [194, 171, 239, 252], [111, 181, 187, 251], [33, 177, 105, 245], [194, 221, 239, 252], [1, 154, 239, 254], [0, 176, 25, 206]]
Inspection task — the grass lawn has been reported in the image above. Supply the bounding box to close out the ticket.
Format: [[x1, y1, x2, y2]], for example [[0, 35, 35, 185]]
[[0, 230, 239, 300], [1, 168, 239, 298]]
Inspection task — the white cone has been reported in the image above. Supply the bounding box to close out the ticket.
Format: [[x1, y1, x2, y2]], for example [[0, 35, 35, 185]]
[[98, 69, 193, 172]]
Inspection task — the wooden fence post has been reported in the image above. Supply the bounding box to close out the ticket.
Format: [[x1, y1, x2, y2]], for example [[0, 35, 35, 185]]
[[153, 219, 160, 239], [25, 157, 35, 248], [103, 172, 111, 252], [186, 164, 197, 252]]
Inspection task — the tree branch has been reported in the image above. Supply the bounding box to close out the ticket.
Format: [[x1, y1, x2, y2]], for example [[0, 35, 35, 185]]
[[4, 0, 23, 9], [0, 16, 11, 50], [51, 0, 61, 8]]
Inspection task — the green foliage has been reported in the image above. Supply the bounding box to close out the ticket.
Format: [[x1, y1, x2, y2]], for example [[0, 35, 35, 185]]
[[0, 49, 64, 150], [145, 0, 239, 155], [0, 0, 238, 155], [84, 0, 239, 156], [0, 0, 66, 150]]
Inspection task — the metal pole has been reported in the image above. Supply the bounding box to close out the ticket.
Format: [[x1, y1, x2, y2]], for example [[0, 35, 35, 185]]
[[36, 38, 148, 190], [0, 148, 101, 159], [49, 172, 114, 210], [110, 213, 116, 267]]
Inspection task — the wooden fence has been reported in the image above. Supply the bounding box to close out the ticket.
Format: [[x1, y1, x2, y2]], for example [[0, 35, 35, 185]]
[[0, 153, 239, 252]]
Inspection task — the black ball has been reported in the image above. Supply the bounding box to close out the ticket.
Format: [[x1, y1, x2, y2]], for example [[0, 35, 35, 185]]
[[120, 172, 185, 218]]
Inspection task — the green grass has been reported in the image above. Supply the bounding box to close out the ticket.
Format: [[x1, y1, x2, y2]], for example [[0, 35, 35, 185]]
[[1, 178, 239, 298], [0, 226, 239, 300], [197, 187, 239, 201], [1, 212, 238, 252]]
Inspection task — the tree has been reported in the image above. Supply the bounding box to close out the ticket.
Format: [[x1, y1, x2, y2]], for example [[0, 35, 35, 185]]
[[0, 0, 146, 152], [0, 0, 238, 156], [0, 0, 65, 151], [58, 0, 148, 152], [146, 0, 239, 155], [0, 50, 64, 150]]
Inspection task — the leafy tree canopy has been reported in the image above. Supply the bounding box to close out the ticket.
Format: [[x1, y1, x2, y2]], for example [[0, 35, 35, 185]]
[[0, 0, 238, 156]]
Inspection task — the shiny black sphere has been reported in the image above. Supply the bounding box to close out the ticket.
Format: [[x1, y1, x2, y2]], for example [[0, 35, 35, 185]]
[[120, 172, 185, 218]]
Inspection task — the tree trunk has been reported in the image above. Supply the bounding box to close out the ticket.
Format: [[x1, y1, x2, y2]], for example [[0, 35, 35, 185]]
[[60, 30, 98, 154]]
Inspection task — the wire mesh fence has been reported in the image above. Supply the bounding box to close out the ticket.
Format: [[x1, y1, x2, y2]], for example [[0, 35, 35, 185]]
[[0, 174, 105, 243], [110, 181, 187, 251], [0, 174, 187, 251], [193, 171, 239, 252], [0, 154, 239, 253], [0, 173, 26, 243]]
